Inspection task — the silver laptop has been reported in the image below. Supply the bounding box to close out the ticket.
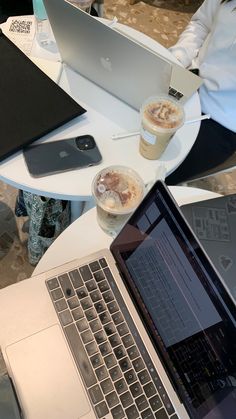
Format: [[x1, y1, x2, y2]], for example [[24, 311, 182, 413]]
[[181, 193, 236, 301], [43, 0, 201, 110], [0, 181, 236, 419]]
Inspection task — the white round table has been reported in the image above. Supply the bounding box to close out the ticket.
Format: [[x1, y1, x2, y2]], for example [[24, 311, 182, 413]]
[[34, 186, 220, 275], [0, 21, 201, 210]]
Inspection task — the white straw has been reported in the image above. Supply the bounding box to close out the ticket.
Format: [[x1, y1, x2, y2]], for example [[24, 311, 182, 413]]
[[112, 131, 140, 140], [184, 113, 211, 125], [111, 114, 211, 140]]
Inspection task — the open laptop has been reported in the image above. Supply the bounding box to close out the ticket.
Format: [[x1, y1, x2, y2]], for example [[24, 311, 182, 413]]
[[0, 181, 236, 419], [181, 193, 236, 301], [43, 0, 202, 110]]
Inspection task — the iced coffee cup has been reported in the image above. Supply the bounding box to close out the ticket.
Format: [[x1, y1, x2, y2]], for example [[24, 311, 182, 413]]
[[139, 95, 185, 160], [92, 166, 145, 236]]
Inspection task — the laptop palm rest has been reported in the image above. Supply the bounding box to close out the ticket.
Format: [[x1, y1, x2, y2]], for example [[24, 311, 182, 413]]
[[6, 325, 90, 419]]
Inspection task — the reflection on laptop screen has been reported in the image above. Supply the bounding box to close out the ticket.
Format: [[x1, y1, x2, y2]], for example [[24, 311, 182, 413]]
[[111, 182, 236, 419]]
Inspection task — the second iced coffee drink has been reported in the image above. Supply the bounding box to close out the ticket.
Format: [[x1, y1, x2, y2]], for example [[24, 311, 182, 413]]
[[139, 95, 185, 160]]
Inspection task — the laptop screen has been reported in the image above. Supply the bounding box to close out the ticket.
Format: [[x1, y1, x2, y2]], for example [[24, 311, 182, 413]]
[[111, 181, 236, 418]]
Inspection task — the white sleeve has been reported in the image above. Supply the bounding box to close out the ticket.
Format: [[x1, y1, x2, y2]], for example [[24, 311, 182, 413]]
[[169, 0, 219, 68]]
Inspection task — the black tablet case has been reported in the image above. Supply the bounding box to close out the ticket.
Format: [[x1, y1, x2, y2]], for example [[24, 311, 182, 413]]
[[0, 29, 86, 162]]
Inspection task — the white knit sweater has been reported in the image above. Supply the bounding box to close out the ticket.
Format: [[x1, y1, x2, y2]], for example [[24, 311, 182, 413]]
[[169, 0, 236, 132]]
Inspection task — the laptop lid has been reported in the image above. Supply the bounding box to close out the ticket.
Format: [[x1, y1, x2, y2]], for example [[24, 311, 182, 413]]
[[0, 29, 86, 162], [181, 193, 236, 301], [111, 181, 236, 418], [43, 0, 172, 110]]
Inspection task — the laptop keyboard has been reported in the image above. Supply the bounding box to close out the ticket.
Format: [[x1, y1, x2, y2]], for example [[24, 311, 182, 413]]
[[46, 257, 178, 419]]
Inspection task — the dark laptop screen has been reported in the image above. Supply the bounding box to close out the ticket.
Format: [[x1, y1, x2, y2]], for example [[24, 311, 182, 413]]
[[111, 181, 236, 419]]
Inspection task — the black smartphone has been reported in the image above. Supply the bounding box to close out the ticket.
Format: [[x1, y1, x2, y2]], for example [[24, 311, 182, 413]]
[[23, 135, 102, 177]]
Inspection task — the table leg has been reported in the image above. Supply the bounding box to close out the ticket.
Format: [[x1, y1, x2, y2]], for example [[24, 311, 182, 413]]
[[70, 199, 95, 222], [70, 201, 84, 222]]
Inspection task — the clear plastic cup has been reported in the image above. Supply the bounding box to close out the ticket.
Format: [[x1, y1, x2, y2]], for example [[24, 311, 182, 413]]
[[32, 0, 53, 46], [67, 0, 93, 14], [92, 165, 145, 236], [139, 95, 185, 160]]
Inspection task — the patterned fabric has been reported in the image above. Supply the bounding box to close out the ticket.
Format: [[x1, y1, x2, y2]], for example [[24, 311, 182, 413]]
[[23, 192, 70, 265]]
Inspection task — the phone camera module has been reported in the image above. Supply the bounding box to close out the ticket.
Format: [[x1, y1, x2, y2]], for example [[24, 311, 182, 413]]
[[76, 135, 95, 151]]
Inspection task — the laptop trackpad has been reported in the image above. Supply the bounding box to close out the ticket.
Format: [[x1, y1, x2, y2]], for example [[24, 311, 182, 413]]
[[6, 325, 91, 419]]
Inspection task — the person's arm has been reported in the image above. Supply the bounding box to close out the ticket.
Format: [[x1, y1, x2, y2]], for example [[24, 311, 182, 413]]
[[169, 0, 220, 68]]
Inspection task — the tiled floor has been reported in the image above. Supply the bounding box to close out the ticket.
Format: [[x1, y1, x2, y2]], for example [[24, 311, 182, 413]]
[[1, 0, 236, 288]]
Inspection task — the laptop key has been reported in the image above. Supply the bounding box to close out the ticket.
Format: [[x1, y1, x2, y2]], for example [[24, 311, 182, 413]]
[[95, 365, 108, 381], [72, 307, 83, 321], [88, 384, 103, 404], [138, 369, 151, 385], [94, 330, 107, 344], [64, 323, 97, 387], [133, 357, 145, 372], [125, 404, 139, 419], [109, 365, 122, 381], [90, 353, 103, 368], [99, 258, 107, 268], [76, 287, 88, 299], [85, 308, 97, 321], [69, 269, 83, 288], [103, 290, 114, 303], [76, 318, 89, 332], [124, 369, 137, 385], [120, 391, 133, 408], [135, 394, 149, 412], [47, 277, 59, 290], [51, 288, 63, 301], [98, 279, 110, 292], [85, 279, 97, 292], [81, 297, 93, 310], [149, 395, 162, 412], [94, 270, 105, 282], [112, 311, 124, 325], [109, 333, 121, 348], [119, 357, 131, 372], [86, 341, 98, 356], [111, 404, 125, 419], [114, 345, 126, 360], [114, 378, 128, 395], [81, 330, 93, 344], [59, 310, 73, 326], [154, 408, 168, 419], [95, 300, 106, 314], [58, 273, 75, 298], [99, 342, 112, 357], [117, 322, 129, 337], [127, 345, 139, 360], [122, 334, 134, 348], [67, 296, 80, 310], [99, 310, 111, 325], [104, 353, 116, 369], [90, 319, 102, 333], [106, 391, 119, 408], [141, 408, 155, 419], [94, 401, 109, 418], [107, 301, 119, 314], [100, 378, 114, 394], [55, 298, 67, 312], [143, 382, 156, 398], [130, 382, 142, 398], [90, 289, 102, 303], [79, 265, 93, 281], [89, 261, 101, 272]]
